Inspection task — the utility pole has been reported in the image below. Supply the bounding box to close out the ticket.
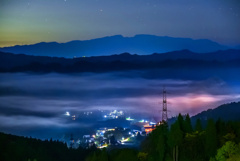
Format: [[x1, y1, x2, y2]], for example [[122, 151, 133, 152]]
[[162, 88, 168, 122]]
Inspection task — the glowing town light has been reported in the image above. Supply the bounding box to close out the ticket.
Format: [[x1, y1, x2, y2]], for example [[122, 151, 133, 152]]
[[150, 122, 156, 125], [122, 137, 130, 142], [104, 115, 107, 118], [98, 144, 108, 149], [65, 112, 70, 116], [72, 115, 76, 120], [126, 117, 134, 121]]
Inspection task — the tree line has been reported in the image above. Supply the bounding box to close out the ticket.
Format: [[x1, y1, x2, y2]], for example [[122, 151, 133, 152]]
[[86, 114, 240, 161], [0, 133, 95, 161], [1, 114, 240, 161]]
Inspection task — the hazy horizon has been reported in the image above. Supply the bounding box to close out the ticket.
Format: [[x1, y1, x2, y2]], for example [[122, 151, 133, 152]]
[[1, 0, 240, 47], [1, 34, 238, 48]]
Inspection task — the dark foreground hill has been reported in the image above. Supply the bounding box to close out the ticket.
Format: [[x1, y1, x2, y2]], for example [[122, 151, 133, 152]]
[[0, 35, 228, 57], [191, 102, 240, 123], [167, 102, 240, 127], [0, 132, 93, 161], [0, 49, 240, 73]]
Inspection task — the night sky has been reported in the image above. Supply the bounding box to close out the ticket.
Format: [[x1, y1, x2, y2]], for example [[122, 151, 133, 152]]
[[1, 0, 240, 47]]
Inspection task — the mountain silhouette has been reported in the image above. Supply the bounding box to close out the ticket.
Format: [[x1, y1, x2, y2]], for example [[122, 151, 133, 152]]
[[167, 102, 240, 127], [191, 102, 240, 124], [0, 35, 229, 58], [0, 49, 240, 74]]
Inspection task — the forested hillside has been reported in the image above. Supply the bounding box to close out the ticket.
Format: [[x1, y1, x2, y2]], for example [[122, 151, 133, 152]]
[[1, 115, 240, 161]]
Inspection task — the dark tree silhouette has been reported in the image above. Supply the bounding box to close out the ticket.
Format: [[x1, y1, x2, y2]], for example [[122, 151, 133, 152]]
[[195, 118, 203, 132], [205, 119, 217, 158], [184, 114, 193, 133]]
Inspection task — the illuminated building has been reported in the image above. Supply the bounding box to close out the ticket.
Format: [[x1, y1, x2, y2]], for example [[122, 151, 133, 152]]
[[143, 124, 156, 134]]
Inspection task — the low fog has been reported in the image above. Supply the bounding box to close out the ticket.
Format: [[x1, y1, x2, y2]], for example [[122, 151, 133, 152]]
[[0, 71, 239, 139]]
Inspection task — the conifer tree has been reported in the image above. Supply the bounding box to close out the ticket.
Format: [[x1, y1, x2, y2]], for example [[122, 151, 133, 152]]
[[177, 113, 184, 132], [168, 119, 183, 161], [205, 119, 217, 158], [195, 118, 203, 132], [184, 114, 193, 133]]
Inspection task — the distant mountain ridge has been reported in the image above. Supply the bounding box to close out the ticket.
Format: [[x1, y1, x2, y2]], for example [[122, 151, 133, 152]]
[[0, 35, 229, 57], [0, 49, 240, 74]]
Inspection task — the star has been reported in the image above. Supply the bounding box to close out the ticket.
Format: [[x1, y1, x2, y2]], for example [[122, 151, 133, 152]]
[[27, 2, 31, 9]]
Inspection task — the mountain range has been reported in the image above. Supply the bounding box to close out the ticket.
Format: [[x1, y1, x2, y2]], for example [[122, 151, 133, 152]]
[[0, 35, 231, 58], [1, 49, 240, 73]]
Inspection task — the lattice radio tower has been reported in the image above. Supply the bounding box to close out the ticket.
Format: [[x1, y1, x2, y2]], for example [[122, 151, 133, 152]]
[[162, 88, 168, 122]]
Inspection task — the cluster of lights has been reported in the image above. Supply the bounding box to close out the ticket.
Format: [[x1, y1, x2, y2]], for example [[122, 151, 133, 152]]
[[64, 112, 77, 120], [104, 110, 124, 119], [84, 111, 92, 115], [139, 119, 148, 123], [72, 115, 76, 120]]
